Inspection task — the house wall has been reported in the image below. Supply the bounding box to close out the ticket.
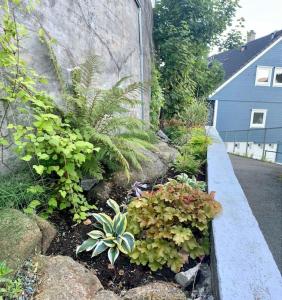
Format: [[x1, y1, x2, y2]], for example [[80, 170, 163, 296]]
[[0, 0, 154, 173], [211, 39, 282, 162]]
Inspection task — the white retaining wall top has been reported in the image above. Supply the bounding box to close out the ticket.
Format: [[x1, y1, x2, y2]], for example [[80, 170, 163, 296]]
[[207, 126, 282, 300]]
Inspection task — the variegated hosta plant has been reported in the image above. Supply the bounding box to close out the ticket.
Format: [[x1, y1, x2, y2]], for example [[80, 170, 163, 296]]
[[76, 199, 135, 265]]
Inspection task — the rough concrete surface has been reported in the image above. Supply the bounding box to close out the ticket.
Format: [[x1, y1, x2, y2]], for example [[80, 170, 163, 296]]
[[230, 154, 282, 273]]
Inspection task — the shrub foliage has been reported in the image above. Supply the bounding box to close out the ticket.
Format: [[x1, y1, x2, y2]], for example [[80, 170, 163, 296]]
[[127, 180, 221, 272]]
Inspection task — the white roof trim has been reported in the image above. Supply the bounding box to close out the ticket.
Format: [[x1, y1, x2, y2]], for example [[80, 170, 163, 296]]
[[209, 36, 282, 99]]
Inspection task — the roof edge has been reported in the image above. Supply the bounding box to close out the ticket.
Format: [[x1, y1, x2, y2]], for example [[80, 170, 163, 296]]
[[209, 36, 282, 99]]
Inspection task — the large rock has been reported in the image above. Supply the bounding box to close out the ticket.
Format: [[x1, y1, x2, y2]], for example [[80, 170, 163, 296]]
[[113, 141, 178, 186], [34, 255, 104, 300], [122, 282, 187, 300], [91, 141, 178, 202], [95, 290, 121, 300], [0, 209, 56, 272]]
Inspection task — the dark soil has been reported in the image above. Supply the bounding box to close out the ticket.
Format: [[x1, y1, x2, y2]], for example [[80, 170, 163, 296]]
[[47, 168, 207, 293]]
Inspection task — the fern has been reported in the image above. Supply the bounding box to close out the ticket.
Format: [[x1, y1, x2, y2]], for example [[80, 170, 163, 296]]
[[65, 56, 155, 180]]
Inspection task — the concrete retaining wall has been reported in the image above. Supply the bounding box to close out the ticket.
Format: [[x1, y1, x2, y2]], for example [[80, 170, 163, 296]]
[[206, 126, 282, 300]]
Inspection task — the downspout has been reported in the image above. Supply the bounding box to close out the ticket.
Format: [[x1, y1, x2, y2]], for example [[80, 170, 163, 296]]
[[135, 0, 145, 120]]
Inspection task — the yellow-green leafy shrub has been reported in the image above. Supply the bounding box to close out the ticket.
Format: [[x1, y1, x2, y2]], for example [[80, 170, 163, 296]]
[[175, 128, 211, 175], [127, 179, 221, 272]]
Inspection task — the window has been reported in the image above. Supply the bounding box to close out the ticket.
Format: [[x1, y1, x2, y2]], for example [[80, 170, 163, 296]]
[[255, 66, 272, 86], [273, 67, 282, 87], [250, 109, 267, 128]]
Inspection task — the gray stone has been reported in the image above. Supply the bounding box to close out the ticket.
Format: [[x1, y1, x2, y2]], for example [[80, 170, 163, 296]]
[[157, 130, 170, 142], [90, 181, 114, 203], [175, 263, 200, 288], [0, 209, 56, 273], [112, 141, 178, 187], [34, 255, 103, 300], [33, 215, 57, 254], [0, 209, 42, 273], [81, 178, 99, 192], [95, 290, 121, 300], [122, 282, 186, 300], [91, 141, 179, 202]]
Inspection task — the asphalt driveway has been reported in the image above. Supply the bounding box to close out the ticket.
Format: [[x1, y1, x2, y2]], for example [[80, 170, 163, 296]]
[[230, 154, 282, 273]]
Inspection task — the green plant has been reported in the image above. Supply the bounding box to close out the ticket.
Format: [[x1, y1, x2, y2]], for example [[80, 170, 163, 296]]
[[174, 153, 202, 176], [176, 173, 206, 191], [67, 70, 156, 180], [180, 100, 208, 128], [154, 0, 238, 117], [0, 1, 97, 222], [0, 261, 23, 299], [0, 170, 50, 210], [174, 128, 211, 175], [127, 180, 221, 272], [76, 199, 135, 265], [40, 29, 156, 180], [150, 64, 165, 130]]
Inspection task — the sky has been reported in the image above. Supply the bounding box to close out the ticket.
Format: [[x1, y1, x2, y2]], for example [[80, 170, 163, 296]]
[[238, 0, 282, 39]]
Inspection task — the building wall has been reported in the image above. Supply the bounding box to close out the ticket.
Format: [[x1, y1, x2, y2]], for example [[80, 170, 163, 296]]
[[211, 39, 282, 163], [17, 0, 153, 121]]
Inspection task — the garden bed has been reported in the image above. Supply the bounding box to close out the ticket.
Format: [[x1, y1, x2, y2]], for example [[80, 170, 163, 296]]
[[47, 168, 206, 294]]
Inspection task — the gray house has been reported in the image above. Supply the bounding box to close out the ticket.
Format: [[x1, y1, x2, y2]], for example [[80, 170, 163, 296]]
[[210, 30, 282, 163]]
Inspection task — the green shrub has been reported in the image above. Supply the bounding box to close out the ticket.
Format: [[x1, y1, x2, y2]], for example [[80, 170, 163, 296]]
[[0, 261, 23, 299], [127, 180, 221, 272], [176, 173, 206, 191], [77, 199, 135, 265], [174, 127, 211, 175], [174, 153, 202, 175], [0, 2, 96, 222], [180, 100, 208, 128]]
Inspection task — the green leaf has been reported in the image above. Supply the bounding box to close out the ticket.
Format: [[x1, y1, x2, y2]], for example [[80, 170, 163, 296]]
[[113, 214, 127, 236], [107, 199, 120, 214], [48, 198, 58, 208], [59, 190, 67, 198], [0, 138, 8, 146], [121, 232, 135, 253], [108, 247, 120, 265], [33, 165, 45, 175], [91, 241, 108, 257], [87, 230, 105, 239], [76, 238, 98, 254], [92, 213, 113, 234], [29, 200, 41, 209]]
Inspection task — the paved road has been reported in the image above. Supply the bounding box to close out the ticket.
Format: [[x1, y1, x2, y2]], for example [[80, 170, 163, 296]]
[[230, 154, 282, 273]]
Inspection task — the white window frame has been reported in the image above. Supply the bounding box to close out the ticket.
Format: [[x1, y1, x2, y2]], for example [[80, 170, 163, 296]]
[[273, 67, 282, 87], [250, 109, 267, 128], [255, 66, 273, 87]]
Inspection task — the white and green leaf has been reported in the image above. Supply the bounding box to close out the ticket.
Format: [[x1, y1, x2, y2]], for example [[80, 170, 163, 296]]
[[120, 232, 135, 253], [92, 213, 113, 234], [91, 241, 108, 257], [76, 238, 98, 254], [107, 199, 120, 214], [108, 247, 120, 265], [87, 230, 105, 239]]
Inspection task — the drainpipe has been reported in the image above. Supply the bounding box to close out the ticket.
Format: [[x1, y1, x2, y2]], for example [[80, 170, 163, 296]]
[[135, 0, 145, 121]]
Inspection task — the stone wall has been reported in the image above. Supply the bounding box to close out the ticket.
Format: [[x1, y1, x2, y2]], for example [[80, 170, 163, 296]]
[[0, 0, 153, 172]]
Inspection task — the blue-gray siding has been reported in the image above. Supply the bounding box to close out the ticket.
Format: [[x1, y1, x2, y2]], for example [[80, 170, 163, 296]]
[[211, 39, 282, 104], [211, 39, 282, 163]]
